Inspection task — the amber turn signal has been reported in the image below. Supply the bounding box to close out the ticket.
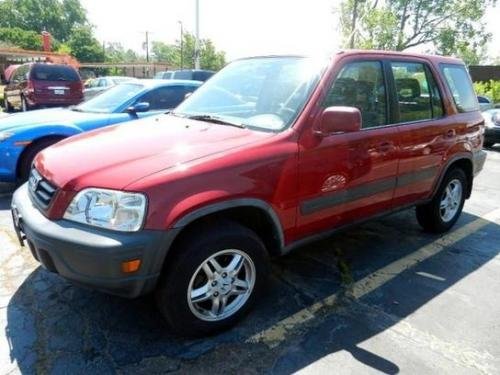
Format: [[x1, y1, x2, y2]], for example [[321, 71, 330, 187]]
[[121, 259, 141, 273]]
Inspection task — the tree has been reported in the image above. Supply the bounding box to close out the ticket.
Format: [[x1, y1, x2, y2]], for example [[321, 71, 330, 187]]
[[151, 32, 226, 70], [0, 27, 42, 49], [339, 0, 496, 64], [104, 42, 142, 63], [66, 25, 104, 62]]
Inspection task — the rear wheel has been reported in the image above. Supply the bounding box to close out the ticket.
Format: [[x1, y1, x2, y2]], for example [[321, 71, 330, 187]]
[[17, 138, 63, 183], [155, 221, 270, 336], [3, 97, 12, 112], [21, 96, 28, 112], [416, 168, 467, 233]]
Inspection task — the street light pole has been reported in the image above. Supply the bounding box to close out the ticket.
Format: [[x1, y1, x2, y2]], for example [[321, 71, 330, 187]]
[[145, 31, 150, 63], [194, 0, 200, 69], [178, 21, 184, 69]]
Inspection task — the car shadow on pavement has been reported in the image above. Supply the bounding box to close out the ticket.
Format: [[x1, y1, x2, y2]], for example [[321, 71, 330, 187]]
[[5, 209, 500, 374]]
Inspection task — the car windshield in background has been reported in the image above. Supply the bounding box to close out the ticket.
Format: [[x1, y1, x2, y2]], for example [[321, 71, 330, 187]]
[[76, 83, 144, 113], [32, 65, 80, 81], [174, 57, 326, 131]]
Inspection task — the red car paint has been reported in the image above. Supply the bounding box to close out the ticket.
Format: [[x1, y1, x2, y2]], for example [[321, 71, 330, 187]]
[[33, 50, 485, 248]]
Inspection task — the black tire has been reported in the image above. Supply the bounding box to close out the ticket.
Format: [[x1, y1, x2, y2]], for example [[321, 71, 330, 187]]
[[155, 221, 270, 336], [416, 168, 467, 233], [17, 138, 63, 183], [3, 97, 12, 113], [483, 141, 494, 148], [21, 96, 29, 112]]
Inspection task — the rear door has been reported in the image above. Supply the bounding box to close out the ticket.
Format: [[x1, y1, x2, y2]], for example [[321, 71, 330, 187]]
[[387, 59, 450, 207], [296, 59, 400, 238]]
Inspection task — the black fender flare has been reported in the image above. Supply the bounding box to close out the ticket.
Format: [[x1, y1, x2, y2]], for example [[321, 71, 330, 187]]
[[171, 198, 285, 250]]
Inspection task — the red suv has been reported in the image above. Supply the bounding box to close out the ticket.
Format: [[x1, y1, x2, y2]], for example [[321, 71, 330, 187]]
[[3, 63, 83, 112], [11, 51, 486, 336]]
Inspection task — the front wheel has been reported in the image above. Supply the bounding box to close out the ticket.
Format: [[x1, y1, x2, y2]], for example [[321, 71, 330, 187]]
[[155, 221, 270, 336], [416, 168, 467, 233], [21, 96, 28, 112]]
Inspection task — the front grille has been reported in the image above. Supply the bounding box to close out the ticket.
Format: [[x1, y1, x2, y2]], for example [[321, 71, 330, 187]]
[[28, 168, 57, 210]]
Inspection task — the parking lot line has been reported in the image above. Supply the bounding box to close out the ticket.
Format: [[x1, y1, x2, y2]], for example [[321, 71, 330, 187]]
[[247, 207, 500, 348]]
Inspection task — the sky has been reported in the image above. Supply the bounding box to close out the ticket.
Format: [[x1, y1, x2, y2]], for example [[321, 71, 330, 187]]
[[80, 0, 500, 63]]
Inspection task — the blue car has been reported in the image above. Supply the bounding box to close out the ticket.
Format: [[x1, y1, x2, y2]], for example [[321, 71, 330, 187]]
[[0, 79, 201, 182]]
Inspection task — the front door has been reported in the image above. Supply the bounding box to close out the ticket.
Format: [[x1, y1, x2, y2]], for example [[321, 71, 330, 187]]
[[296, 60, 400, 239]]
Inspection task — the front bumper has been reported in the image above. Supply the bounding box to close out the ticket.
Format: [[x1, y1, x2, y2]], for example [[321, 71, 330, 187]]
[[473, 149, 487, 176], [11, 184, 179, 298]]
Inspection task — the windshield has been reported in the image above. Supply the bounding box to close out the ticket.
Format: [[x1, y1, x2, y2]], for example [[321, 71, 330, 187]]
[[76, 83, 145, 113], [174, 57, 326, 131]]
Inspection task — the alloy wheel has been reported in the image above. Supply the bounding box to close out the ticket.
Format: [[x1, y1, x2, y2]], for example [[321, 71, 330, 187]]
[[187, 249, 256, 322], [439, 178, 463, 222]]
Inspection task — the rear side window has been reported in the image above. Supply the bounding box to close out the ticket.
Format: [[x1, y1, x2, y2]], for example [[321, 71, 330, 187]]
[[440, 64, 478, 113], [172, 71, 192, 80], [31, 65, 80, 82], [390, 62, 444, 122], [139, 86, 194, 110], [323, 61, 387, 128]]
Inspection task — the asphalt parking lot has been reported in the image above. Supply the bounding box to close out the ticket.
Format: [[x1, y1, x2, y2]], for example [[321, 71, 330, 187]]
[[1, 149, 500, 374]]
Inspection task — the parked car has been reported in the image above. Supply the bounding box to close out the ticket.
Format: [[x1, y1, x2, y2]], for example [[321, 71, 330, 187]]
[[11, 51, 486, 336], [84, 76, 136, 100], [3, 63, 83, 112], [154, 69, 214, 81], [478, 95, 494, 111], [0, 79, 201, 182], [483, 109, 500, 147]]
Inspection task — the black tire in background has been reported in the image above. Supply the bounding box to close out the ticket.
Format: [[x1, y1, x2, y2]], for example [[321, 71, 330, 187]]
[[3, 97, 12, 113], [155, 221, 270, 337], [416, 168, 467, 233], [483, 141, 495, 148], [17, 138, 63, 183]]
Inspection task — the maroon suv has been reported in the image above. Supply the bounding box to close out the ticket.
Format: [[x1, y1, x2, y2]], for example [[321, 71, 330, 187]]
[[3, 63, 83, 112]]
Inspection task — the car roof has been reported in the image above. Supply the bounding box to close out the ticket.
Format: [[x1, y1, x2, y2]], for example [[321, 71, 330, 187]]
[[237, 50, 464, 65], [132, 79, 203, 88]]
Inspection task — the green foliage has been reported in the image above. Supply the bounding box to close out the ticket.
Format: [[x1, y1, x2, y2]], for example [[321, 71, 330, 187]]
[[474, 80, 500, 103], [66, 25, 104, 62], [339, 0, 496, 64], [104, 42, 142, 63], [0, 0, 88, 42], [0, 26, 42, 49], [152, 32, 226, 70]]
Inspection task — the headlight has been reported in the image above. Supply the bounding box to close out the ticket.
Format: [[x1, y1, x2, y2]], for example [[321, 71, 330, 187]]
[[493, 113, 500, 126], [0, 132, 14, 142], [64, 188, 147, 232]]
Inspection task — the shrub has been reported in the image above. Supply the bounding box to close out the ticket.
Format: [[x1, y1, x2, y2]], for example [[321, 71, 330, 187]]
[[473, 80, 500, 104]]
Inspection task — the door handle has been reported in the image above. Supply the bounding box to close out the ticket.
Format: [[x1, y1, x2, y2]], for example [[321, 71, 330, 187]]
[[376, 141, 393, 153]]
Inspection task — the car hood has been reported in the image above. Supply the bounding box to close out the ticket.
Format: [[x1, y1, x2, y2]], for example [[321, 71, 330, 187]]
[[35, 114, 275, 190], [0, 108, 110, 132]]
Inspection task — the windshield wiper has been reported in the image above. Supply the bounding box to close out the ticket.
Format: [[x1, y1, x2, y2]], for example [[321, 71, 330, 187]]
[[185, 114, 246, 128]]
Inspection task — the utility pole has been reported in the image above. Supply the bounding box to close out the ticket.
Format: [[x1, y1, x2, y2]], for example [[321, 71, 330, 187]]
[[194, 0, 200, 69], [178, 21, 184, 69], [145, 31, 150, 63]]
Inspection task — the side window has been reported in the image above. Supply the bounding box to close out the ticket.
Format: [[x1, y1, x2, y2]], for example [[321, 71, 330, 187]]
[[440, 64, 479, 113], [324, 61, 387, 128], [139, 86, 189, 110], [391, 62, 437, 123], [390, 62, 445, 122]]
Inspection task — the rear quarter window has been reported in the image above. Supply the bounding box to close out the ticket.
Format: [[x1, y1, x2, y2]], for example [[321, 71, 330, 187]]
[[31, 65, 80, 82], [440, 64, 478, 113]]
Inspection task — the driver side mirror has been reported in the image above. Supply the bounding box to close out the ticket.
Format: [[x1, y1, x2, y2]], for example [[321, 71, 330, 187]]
[[316, 106, 362, 136], [127, 102, 150, 114]]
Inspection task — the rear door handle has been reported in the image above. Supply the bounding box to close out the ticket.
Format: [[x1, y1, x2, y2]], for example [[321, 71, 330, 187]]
[[376, 141, 393, 153]]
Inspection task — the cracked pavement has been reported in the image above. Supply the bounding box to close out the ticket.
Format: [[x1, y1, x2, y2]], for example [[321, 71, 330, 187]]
[[1, 149, 500, 374]]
